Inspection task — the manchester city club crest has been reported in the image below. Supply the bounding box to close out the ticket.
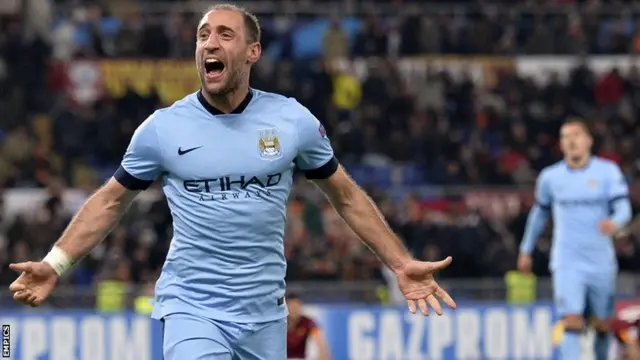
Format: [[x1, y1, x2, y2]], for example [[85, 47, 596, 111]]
[[258, 128, 281, 158]]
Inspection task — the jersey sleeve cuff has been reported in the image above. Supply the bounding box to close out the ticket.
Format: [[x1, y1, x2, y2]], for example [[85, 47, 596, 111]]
[[609, 194, 629, 203], [536, 201, 550, 211], [114, 165, 154, 190], [519, 245, 532, 255], [303, 156, 339, 180]]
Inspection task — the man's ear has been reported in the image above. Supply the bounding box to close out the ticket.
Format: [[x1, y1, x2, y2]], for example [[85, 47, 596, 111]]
[[247, 42, 261, 64]]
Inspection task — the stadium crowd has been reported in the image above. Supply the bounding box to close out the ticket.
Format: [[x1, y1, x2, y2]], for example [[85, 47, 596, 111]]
[[1, 1, 640, 305]]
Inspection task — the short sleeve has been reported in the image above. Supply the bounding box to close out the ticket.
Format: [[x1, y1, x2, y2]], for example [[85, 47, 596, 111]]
[[619, 327, 638, 344], [293, 102, 338, 179], [608, 164, 629, 200], [307, 317, 318, 330], [306, 317, 320, 336], [114, 114, 163, 190], [535, 170, 552, 210]]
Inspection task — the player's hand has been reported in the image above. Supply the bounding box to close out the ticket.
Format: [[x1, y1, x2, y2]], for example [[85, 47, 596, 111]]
[[599, 219, 617, 236], [8, 261, 58, 307], [517, 253, 532, 273], [394, 257, 456, 316]]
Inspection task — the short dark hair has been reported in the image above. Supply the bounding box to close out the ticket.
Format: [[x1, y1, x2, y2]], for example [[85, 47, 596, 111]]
[[563, 118, 591, 135], [206, 4, 261, 43], [287, 292, 301, 301]]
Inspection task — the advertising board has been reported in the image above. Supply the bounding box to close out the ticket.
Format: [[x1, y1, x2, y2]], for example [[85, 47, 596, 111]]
[[0, 301, 617, 360]]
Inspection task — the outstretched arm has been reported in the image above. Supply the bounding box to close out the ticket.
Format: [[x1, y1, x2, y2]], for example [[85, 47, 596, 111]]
[[291, 102, 412, 272], [34, 113, 163, 276], [43, 179, 139, 273], [294, 105, 454, 314], [9, 113, 163, 306], [312, 166, 411, 273], [313, 166, 455, 315]]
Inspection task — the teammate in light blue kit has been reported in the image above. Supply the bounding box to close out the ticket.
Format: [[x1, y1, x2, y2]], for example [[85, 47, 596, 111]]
[[518, 119, 632, 360], [7, 4, 457, 359]]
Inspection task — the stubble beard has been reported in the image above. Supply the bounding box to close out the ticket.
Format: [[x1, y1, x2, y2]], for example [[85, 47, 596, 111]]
[[203, 65, 246, 99], [570, 155, 584, 163]]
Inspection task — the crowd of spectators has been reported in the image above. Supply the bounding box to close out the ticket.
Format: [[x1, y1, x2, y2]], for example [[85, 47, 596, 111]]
[[1, 1, 640, 304]]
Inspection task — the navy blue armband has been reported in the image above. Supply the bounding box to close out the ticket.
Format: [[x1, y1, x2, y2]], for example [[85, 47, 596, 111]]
[[114, 166, 154, 190], [609, 195, 629, 204], [303, 156, 339, 180]]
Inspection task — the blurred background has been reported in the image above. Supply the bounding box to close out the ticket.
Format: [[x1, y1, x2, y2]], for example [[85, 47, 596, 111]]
[[2, 0, 640, 359]]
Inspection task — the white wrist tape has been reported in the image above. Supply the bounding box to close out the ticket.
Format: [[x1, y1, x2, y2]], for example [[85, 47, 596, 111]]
[[42, 246, 73, 276]]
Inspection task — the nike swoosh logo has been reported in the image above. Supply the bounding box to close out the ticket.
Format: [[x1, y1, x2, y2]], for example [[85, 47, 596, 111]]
[[178, 146, 203, 156]]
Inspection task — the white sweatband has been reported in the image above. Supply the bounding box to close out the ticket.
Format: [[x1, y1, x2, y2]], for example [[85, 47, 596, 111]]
[[42, 246, 73, 276]]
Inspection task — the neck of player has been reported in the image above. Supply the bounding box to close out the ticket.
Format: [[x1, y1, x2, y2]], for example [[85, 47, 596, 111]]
[[567, 155, 590, 169], [203, 86, 249, 114]]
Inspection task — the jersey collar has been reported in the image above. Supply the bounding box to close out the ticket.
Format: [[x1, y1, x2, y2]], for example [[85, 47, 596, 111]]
[[197, 88, 254, 116], [565, 156, 592, 172]]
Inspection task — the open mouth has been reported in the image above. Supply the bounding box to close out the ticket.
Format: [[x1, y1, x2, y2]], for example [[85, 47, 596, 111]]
[[204, 58, 225, 77]]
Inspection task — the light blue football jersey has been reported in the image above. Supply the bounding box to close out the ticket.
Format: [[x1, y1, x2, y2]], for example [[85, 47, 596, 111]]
[[114, 89, 337, 322], [520, 157, 632, 273]]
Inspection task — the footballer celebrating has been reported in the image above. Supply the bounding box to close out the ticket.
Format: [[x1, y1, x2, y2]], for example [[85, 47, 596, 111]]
[[8, 3, 456, 359]]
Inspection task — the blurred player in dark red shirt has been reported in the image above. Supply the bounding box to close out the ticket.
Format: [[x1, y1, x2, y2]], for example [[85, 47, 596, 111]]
[[611, 306, 640, 360], [287, 293, 330, 360]]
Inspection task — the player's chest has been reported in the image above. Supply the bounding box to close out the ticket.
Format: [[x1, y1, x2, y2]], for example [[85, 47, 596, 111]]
[[162, 123, 298, 178], [550, 173, 608, 203]]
